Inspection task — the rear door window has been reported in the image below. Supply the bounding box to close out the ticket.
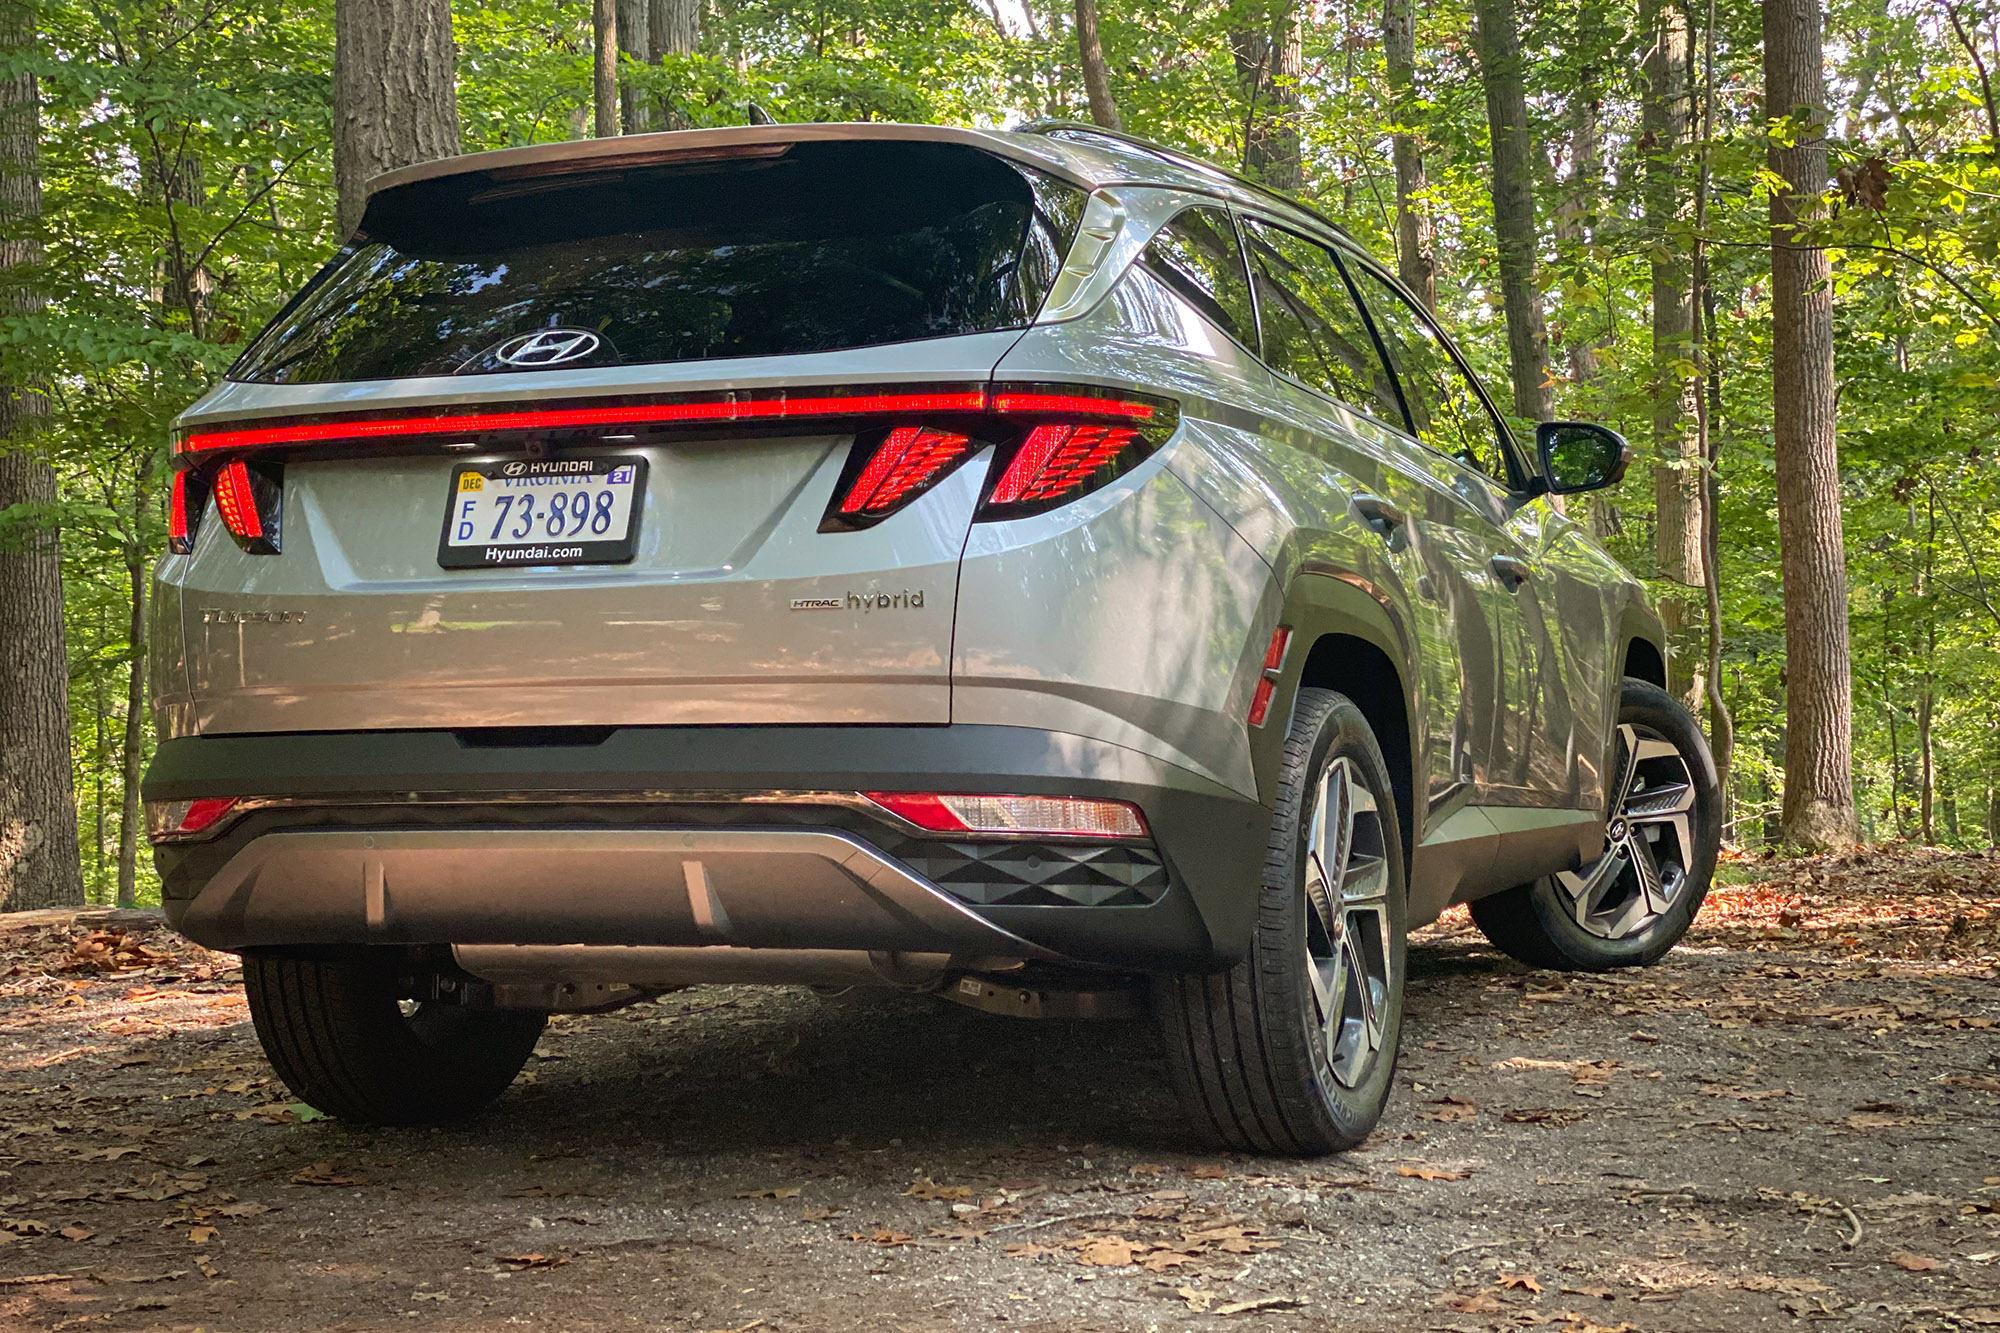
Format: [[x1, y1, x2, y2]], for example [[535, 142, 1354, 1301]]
[[1348, 265, 1522, 487], [1137, 207, 1257, 349], [1241, 221, 1403, 425], [231, 141, 1088, 384]]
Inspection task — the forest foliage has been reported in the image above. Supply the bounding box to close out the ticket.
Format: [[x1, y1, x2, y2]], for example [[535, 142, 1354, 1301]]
[[7, 0, 2000, 903]]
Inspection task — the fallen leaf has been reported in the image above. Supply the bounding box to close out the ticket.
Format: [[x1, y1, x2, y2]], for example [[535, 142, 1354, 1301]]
[[1419, 1095, 1478, 1122], [799, 1206, 840, 1222], [58, 1226, 91, 1242], [734, 1186, 802, 1200], [290, 1161, 363, 1187], [187, 1226, 217, 1244], [1004, 1241, 1063, 1258], [902, 1178, 972, 1201], [1397, 1163, 1473, 1182], [1444, 1292, 1505, 1313], [846, 1229, 911, 1246], [1073, 1235, 1137, 1267], [499, 1253, 566, 1269], [1887, 1250, 1944, 1271], [1499, 1272, 1543, 1292], [214, 1202, 269, 1218], [1187, 1164, 1230, 1179]]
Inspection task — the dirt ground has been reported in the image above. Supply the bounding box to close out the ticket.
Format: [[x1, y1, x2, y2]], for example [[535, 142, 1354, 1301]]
[[0, 848, 1995, 1333]]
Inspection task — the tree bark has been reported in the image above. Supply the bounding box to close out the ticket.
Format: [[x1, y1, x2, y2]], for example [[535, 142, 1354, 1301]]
[[649, 0, 700, 128], [1383, 0, 1435, 308], [594, 0, 619, 137], [0, 0, 83, 912], [1232, 0, 1304, 192], [1074, 0, 1121, 131], [1472, 0, 1553, 422], [1552, 71, 1601, 386], [1642, 0, 1705, 710], [116, 527, 147, 908], [1765, 0, 1858, 850], [619, 0, 652, 133], [334, 0, 459, 235]]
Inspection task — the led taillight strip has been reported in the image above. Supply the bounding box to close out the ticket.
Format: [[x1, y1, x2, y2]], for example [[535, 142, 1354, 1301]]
[[176, 389, 1159, 456]]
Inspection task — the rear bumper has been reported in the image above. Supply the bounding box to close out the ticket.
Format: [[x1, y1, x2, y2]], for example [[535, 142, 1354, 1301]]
[[144, 725, 1272, 970]]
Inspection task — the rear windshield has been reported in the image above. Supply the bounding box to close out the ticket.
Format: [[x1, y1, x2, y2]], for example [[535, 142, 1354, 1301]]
[[230, 141, 1088, 384]]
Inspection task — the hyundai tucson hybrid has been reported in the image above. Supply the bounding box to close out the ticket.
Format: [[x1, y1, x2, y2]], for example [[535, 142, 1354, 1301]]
[[143, 122, 1720, 1154]]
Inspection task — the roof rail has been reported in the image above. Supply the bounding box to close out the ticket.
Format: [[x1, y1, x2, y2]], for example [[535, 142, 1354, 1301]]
[[1013, 119, 1356, 244]]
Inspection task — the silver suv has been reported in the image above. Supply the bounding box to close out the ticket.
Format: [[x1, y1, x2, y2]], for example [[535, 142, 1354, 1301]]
[[144, 123, 1720, 1154]]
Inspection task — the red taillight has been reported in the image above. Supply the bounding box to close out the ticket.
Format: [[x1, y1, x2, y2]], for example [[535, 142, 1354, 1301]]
[[863, 792, 1148, 838], [987, 423, 1144, 508], [213, 461, 262, 539], [167, 470, 200, 554], [1262, 626, 1292, 672], [176, 391, 994, 455], [989, 392, 1156, 420], [210, 461, 282, 554], [831, 426, 975, 524]]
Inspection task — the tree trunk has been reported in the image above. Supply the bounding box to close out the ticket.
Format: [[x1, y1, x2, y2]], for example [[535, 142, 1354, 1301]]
[[1552, 71, 1602, 387], [594, 0, 619, 137], [1383, 0, 1435, 308], [1232, 0, 1304, 192], [649, 0, 700, 128], [1074, 0, 1121, 130], [116, 532, 147, 908], [0, 0, 83, 913], [334, 0, 458, 235], [1642, 0, 1705, 710], [1765, 0, 1858, 851], [1691, 0, 1734, 829], [619, 0, 652, 133], [1472, 0, 1553, 422]]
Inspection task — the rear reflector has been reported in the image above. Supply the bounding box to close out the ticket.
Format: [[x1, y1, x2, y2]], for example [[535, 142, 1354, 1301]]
[[831, 425, 975, 523], [145, 797, 242, 843], [1247, 676, 1278, 727], [863, 792, 1148, 838], [1247, 625, 1292, 727]]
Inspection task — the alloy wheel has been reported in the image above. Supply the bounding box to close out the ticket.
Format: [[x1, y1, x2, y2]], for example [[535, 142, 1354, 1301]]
[[1301, 755, 1394, 1089], [1556, 723, 1699, 940]]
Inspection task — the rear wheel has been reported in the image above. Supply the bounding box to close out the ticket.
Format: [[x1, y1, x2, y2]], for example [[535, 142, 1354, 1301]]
[[1470, 678, 1721, 971], [1155, 688, 1407, 1156], [244, 949, 545, 1125]]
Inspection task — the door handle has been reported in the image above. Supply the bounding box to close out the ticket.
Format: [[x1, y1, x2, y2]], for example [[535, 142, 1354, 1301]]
[[1350, 494, 1407, 542], [1489, 554, 1533, 590]]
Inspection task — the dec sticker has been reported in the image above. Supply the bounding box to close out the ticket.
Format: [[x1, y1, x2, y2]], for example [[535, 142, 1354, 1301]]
[[458, 472, 485, 492]]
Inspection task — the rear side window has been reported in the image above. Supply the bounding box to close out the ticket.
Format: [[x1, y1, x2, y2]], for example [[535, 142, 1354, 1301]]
[[1349, 266, 1518, 486], [1241, 222, 1402, 425], [230, 141, 1088, 384], [1138, 207, 1256, 349]]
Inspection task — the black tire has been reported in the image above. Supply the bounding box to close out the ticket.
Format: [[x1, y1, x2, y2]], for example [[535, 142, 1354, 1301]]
[[1470, 678, 1721, 971], [243, 949, 546, 1125], [1154, 688, 1408, 1156]]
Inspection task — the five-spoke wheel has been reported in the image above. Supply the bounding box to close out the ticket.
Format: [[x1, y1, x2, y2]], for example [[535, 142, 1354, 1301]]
[[1471, 678, 1722, 971]]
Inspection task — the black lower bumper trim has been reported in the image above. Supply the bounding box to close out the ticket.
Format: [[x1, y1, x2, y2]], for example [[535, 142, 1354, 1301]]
[[145, 725, 1271, 969]]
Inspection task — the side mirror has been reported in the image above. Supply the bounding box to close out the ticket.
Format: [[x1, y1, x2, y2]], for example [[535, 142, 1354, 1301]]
[[1536, 421, 1632, 495]]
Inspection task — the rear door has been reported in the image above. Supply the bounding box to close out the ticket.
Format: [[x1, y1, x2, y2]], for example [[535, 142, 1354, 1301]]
[[1339, 262, 1570, 806], [168, 139, 1084, 735]]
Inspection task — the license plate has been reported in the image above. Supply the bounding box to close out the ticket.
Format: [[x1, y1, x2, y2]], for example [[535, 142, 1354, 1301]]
[[437, 457, 647, 569]]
